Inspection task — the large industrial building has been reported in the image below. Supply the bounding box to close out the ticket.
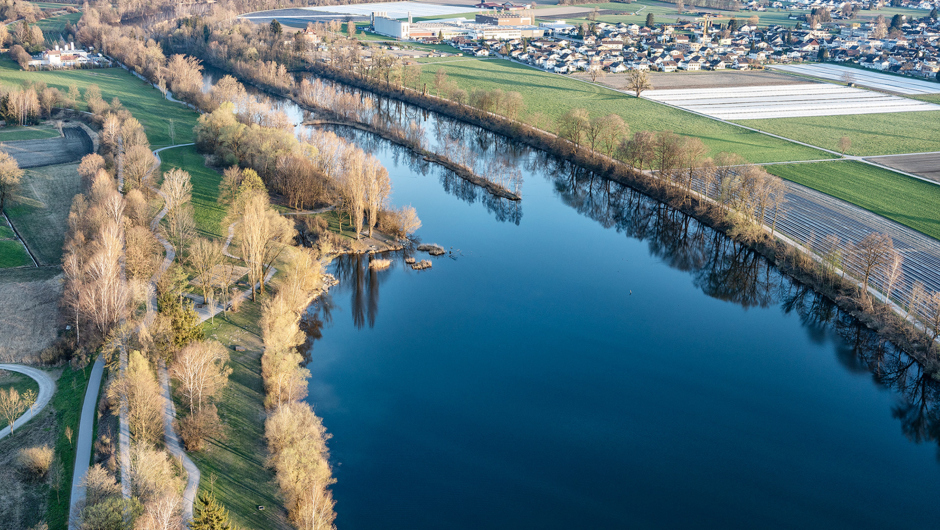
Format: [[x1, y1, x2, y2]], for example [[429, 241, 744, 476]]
[[371, 10, 543, 40]]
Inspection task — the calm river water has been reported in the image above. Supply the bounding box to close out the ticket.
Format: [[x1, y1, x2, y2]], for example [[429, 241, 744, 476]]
[[206, 71, 940, 528]]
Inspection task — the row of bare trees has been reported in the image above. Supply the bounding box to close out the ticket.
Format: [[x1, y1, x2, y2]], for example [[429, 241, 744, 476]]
[[260, 247, 337, 530]]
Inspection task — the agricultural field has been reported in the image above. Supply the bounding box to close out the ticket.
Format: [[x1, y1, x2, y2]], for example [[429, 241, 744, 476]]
[[0, 124, 60, 142], [418, 58, 829, 162], [868, 153, 940, 184], [644, 83, 940, 119], [765, 160, 940, 241], [736, 110, 940, 156], [0, 58, 198, 148], [159, 145, 227, 238], [0, 127, 91, 168], [584, 69, 812, 91], [5, 162, 82, 266], [913, 93, 940, 104], [769, 64, 940, 95], [34, 11, 81, 35]]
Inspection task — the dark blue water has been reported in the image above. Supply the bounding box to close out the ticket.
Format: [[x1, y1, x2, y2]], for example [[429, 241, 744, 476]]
[[301, 130, 940, 529]]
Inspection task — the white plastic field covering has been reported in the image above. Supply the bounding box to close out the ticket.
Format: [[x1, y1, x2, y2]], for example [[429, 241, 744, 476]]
[[294, 2, 471, 18], [769, 64, 940, 95], [643, 84, 940, 120]]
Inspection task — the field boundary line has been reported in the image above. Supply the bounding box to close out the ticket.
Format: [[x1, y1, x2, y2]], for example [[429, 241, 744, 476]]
[[1, 211, 39, 267]]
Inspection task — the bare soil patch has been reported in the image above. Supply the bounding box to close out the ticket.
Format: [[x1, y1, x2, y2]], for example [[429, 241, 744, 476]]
[[868, 153, 940, 184], [0, 276, 62, 363], [585, 70, 818, 91]]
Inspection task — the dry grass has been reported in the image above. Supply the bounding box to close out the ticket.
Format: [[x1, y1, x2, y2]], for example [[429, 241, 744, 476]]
[[6, 162, 83, 266], [0, 275, 62, 363], [369, 258, 391, 270], [0, 390, 58, 530]]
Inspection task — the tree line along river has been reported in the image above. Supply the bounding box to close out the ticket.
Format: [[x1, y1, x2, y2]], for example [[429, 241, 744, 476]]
[[203, 69, 940, 529]]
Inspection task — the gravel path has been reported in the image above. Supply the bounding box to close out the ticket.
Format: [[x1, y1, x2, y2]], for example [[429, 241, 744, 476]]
[[0, 363, 56, 440], [149, 144, 200, 525]]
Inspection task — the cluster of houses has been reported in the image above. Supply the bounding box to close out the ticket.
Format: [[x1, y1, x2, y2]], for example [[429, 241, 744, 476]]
[[443, 9, 940, 78], [27, 42, 111, 69]]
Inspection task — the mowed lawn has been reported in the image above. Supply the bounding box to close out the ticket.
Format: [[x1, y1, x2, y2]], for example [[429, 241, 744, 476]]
[[0, 58, 198, 147], [419, 58, 828, 163], [737, 110, 940, 156], [5, 162, 81, 266], [159, 145, 227, 238], [198, 297, 291, 530], [766, 160, 940, 241], [34, 11, 82, 34]]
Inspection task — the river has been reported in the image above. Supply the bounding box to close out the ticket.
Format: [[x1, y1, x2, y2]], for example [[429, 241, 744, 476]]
[[206, 70, 940, 528]]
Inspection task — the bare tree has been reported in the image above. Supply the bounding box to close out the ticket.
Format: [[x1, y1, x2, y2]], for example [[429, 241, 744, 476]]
[[188, 237, 224, 320], [77, 154, 106, 188], [160, 168, 193, 213], [170, 340, 231, 415], [365, 155, 390, 238], [164, 203, 196, 257], [628, 69, 652, 98], [0, 151, 24, 211], [838, 136, 851, 155], [124, 145, 157, 190], [237, 193, 295, 298], [852, 232, 894, 307], [0, 387, 27, 433], [107, 350, 164, 445], [557, 107, 590, 146], [884, 250, 904, 306]]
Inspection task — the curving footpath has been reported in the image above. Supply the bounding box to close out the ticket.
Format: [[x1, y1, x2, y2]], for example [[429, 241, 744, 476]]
[[150, 144, 201, 524], [0, 364, 56, 440], [66, 354, 105, 529]]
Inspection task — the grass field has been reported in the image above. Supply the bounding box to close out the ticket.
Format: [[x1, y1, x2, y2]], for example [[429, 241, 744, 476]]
[[6, 162, 81, 266], [46, 365, 92, 530], [0, 212, 32, 268], [199, 297, 291, 530], [766, 160, 940, 241], [0, 58, 198, 148], [159, 145, 227, 238], [418, 58, 828, 162], [0, 370, 41, 429], [0, 214, 15, 239], [0, 124, 60, 142], [34, 11, 81, 34], [913, 94, 940, 104], [736, 110, 940, 156]]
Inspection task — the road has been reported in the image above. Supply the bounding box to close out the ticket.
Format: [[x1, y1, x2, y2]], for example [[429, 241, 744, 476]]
[[0, 363, 56, 440], [67, 354, 104, 530]]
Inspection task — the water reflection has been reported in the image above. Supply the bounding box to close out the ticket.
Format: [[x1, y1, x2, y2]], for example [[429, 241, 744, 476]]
[[201, 66, 940, 460]]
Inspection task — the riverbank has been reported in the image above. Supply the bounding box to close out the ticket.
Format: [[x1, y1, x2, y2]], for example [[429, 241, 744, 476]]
[[303, 119, 520, 201], [284, 61, 940, 374]]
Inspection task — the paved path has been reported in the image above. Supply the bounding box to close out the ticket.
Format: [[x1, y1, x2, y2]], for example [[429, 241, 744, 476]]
[[0, 364, 56, 440], [149, 144, 201, 525], [67, 354, 105, 529]]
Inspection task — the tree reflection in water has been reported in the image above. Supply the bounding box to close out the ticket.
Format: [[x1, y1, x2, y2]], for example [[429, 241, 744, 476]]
[[302, 83, 940, 456]]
